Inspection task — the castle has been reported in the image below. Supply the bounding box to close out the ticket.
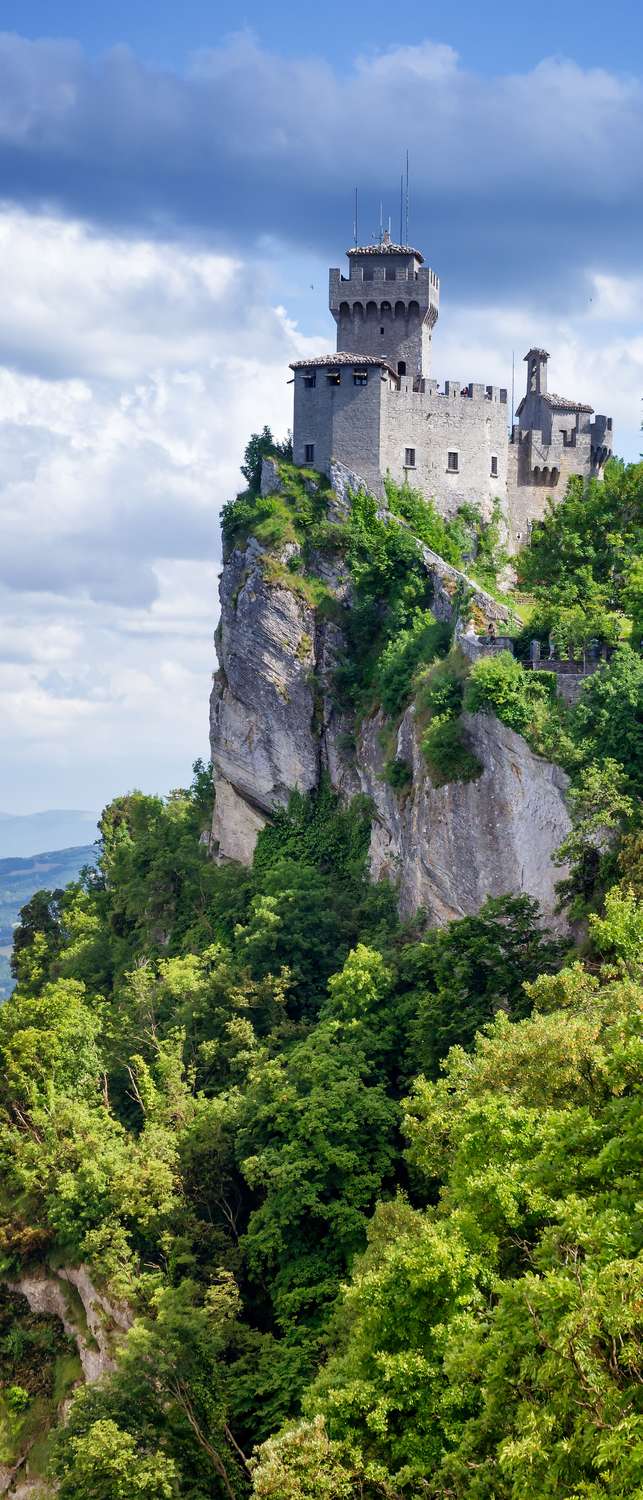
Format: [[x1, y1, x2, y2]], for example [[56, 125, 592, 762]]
[[290, 233, 613, 549]]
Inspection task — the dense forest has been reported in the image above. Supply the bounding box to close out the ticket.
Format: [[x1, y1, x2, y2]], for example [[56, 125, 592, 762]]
[[0, 451, 641, 1498]]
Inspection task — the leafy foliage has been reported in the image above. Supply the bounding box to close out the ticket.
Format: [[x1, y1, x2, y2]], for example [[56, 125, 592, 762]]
[[3, 448, 643, 1497], [289, 961, 643, 1499], [464, 650, 555, 737], [517, 457, 643, 609], [240, 427, 293, 494]]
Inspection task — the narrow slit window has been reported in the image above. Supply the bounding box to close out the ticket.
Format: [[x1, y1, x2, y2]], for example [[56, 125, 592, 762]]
[[397, 361, 406, 376], [447, 451, 459, 472], [404, 447, 416, 468], [490, 455, 498, 477], [304, 444, 315, 464]]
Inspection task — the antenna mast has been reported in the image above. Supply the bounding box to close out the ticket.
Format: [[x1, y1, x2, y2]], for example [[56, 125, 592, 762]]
[[405, 149, 409, 245], [399, 173, 403, 243], [353, 187, 358, 246], [511, 351, 515, 433]]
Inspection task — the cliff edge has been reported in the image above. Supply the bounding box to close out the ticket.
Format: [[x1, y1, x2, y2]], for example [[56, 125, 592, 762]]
[[210, 461, 570, 926]]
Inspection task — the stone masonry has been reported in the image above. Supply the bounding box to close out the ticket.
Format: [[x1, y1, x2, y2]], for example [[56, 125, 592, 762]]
[[291, 232, 613, 550]]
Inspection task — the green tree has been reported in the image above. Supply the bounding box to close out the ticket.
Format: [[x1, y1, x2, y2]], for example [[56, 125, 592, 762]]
[[237, 1024, 398, 1338], [10, 887, 66, 990], [554, 759, 634, 915], [571, 646, 643, 796], [250, 1416, 362, 1499], [56, 1418, 179, 1499], [284, 957, 643, 1499], [401, 894, 565, 1080], [517, 458, 643, 612], [241, 428, 292, 493]]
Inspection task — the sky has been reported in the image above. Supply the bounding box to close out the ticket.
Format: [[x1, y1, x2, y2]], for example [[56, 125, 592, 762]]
[[0, 1, 642, 814]]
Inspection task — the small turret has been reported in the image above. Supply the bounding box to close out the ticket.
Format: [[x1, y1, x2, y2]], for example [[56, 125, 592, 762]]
[[525, 348, 549, 397]]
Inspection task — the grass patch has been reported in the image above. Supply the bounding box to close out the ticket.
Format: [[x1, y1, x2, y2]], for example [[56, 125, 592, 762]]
[[53, 1349, 83, 1404], [221, 462, 335, 558], [261, 556, 334, 610]]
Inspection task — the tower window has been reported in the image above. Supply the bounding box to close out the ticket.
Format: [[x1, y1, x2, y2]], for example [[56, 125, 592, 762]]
[[304, 444, 315, 464], [490, 455, 498, 477], [404, 448, 416, 468], [303, 372, 316, 389], [327, 370, 341, 385], [380, 327, 385, 335], [363, 269, 374, 281], [397, 361, 406, 376], [385, 268, 396, 281], [447, 451, 459, 472], [353, 369, 368, 386]]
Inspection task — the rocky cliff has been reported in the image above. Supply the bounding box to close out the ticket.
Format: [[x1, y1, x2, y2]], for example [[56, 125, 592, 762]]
[[210, 461, 570, 926]]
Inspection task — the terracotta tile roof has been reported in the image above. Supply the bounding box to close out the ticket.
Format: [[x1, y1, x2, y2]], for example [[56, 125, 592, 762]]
[[290, 352, 398, 376], [347, 243, 424, 263], [544, 393, 594, 413]]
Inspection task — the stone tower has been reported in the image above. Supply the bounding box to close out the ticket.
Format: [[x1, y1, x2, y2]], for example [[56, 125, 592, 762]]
[[290, 236, 612, 550], [329, 229, 439, 381]]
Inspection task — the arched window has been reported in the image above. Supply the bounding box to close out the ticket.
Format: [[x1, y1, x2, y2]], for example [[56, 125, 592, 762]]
[[353, 301, 364, 318], [339, 301, 350, 317], [395, 300, 405, 318], [408, 300, 420, 317], [380, 301, 392, 315], [366, 301, 377, 317]]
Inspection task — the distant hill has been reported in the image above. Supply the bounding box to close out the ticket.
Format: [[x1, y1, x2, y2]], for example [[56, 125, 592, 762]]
[[0, 843, 98, 1000], [0, 809, 99, 859]]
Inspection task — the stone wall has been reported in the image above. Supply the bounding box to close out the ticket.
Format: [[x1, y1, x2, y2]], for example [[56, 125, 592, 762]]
[[380, 380, 509, 522], [294, 369, 510, 525], [292, 365, 384, 495], [507, 427, 595, 550]]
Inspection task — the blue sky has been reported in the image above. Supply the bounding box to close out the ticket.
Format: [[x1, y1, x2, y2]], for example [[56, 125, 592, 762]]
[[0, 3, 641, 814], [2, 0, 641, 76]]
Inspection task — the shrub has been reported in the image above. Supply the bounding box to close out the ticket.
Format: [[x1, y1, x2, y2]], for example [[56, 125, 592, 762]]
[[571, 646, 643, 796], [374, 612, 450, 719], [415, 653, 466, 721], [384, 477, 464, 566], [422, 716, 482, 787], [221, 461, 332, 558], [383, 757, 413, 791], [6, 1384, 30, 1412], [464, 651, 533, 734]]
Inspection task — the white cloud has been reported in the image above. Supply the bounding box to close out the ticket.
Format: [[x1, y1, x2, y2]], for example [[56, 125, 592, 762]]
[[0, 208, 324, 809]]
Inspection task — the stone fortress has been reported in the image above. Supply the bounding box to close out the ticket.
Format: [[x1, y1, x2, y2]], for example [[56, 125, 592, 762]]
[[291, 232, 613, 550]]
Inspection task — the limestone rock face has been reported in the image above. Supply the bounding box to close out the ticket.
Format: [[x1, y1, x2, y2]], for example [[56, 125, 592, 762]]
[[210, 537, 322, 862], [210, 470, 570, 927], [5, 1264, 131, 1386], [356, 708, 570, 927], [0, 1266, 133, 1497]]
